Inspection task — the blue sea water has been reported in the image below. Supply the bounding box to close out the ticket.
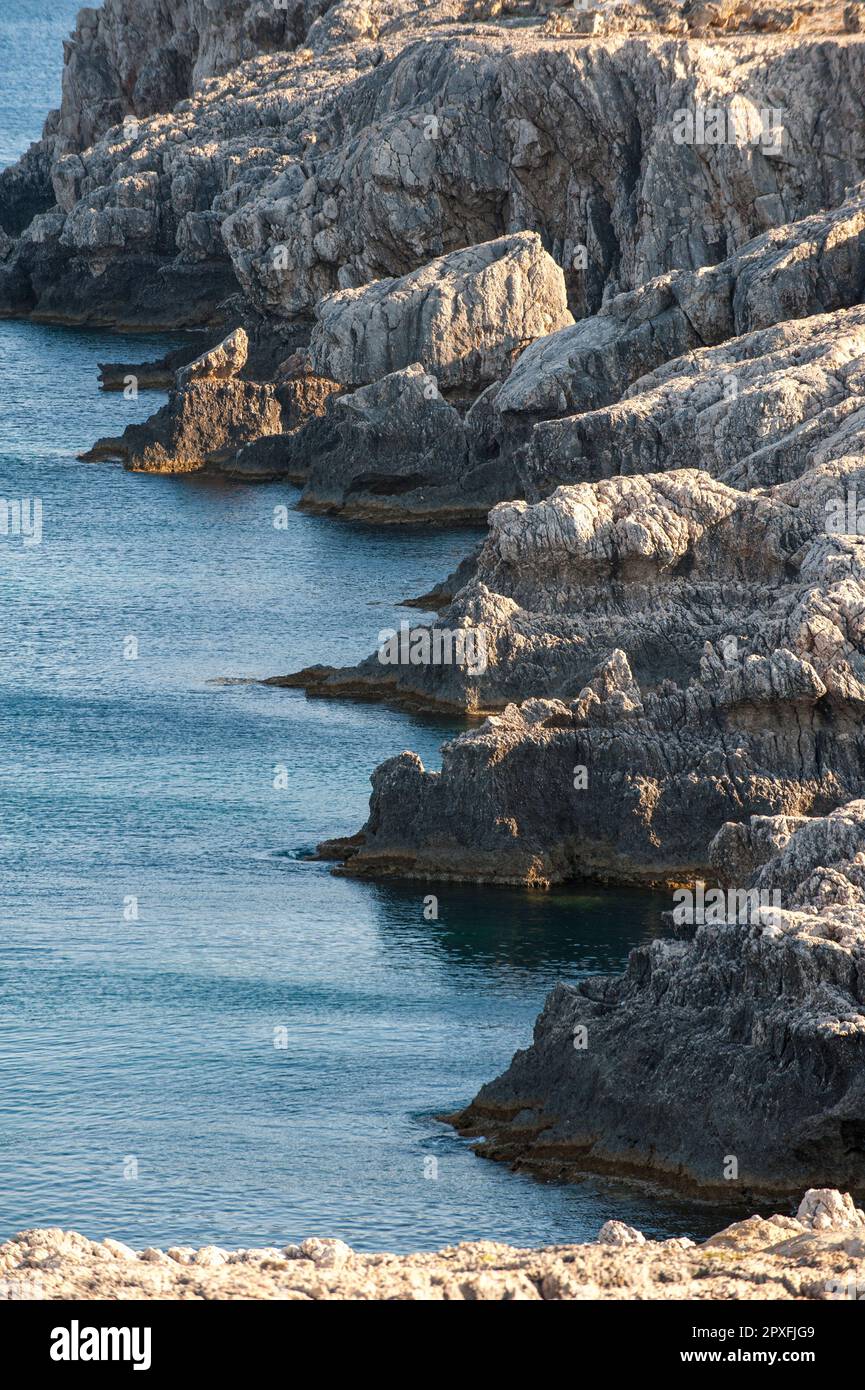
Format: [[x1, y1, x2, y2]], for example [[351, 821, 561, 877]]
[[0, 0, 81, 168], [0, 5, 750, 1252]]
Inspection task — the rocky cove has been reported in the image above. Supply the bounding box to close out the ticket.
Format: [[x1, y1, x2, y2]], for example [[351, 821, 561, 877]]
[[3, 0, 865, 1300]]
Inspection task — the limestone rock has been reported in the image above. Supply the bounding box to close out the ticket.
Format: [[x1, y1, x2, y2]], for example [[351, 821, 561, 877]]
[[597, 1221, 646, 1247], [270, 362, 509, 521], [287, 1237, 353, 1269], [1, 1195, 863, 1298], [101, 1238, 138, 1260], [447, 803, 865, 1195], [320, 611, 865, 885], [282, 454, 865, 717], [48, 0, 316, 159], [308, 232, 573, 391], [490, 184, 865, 455], [524, 304, 865, 501], [175, 326, 248, 388], [6, 10, 865, 327], [797, 1189, 865, 1232], [80, 377, 283, 473]]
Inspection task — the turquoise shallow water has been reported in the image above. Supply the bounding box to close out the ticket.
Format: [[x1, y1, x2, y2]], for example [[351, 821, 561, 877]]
[[0, 5, 756, 1252]]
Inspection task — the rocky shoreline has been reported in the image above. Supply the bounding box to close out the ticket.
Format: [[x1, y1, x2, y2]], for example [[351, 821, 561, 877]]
[[449, 802, 865, 1195], [2, 1190, 864, 1299], [4, 0, 865, 1278]]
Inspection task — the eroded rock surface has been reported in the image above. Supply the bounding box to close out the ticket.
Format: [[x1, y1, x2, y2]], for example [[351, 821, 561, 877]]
[[448, 804, 865, 1195], [9, 0, 865, 1237], [489, 183, 865, 458], [273, 362, 509, 519], [308, 232, 573, 391], [321, 622, 865, 885], [81, 379, 282, 472], [82, 323, 284, 470], [282, 454, 865, 705], [524, 303, 865, 498], [4, 5, 865, 328], [3, 1188, 864, 1298], [176, 324, 248, 386]]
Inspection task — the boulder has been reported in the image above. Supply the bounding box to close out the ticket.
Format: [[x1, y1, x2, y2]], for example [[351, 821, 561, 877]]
[[175, 327, 248, 388], [308, 232, 574, 391], [80, 378, 283, 473]]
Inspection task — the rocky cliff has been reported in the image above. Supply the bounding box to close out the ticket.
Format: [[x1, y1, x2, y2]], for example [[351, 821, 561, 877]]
[[6, 0, 865, 1229], [3, 2, 865, 325]]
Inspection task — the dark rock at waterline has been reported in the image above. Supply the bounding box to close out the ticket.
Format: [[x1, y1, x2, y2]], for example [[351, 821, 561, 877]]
[[98, 343, 206, 392], [286, 364, 514, 523], [321, 628, 865, 887], [448, 801, 865, 1198], [83, 325, 287, 472], [0, 139, 57, 238], [0, 235, 239, 329], [80, 377, 282, 473]]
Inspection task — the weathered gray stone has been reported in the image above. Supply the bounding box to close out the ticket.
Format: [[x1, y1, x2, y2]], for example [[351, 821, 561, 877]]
[[490, 183, 865, 453], [797, 1189, 865, 1232], [5, 6, 865, 329], [175, 326, 248, 387], [523, 303, 865, 500], [308, 232, 574, 391], [447, 802, 865, 1196]]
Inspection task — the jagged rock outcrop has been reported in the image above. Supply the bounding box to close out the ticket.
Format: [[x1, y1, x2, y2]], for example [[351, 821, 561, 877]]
[[523, 302, 865, 499], [52, 0, 323, 159], [0, 140, 59, 239], [2, 1190, 864, 1298], [235, 361, 516, 516], [280, 444, 865, 703], [308, 232, 574, 391], [81, 378, 282, 472], [223, 191, 865, 516], [293, 364, 477, 517], [447, 803, 865, 1196], [220, 26, 865, 320], [98, 340, 205, 391], [487, 183, 865, 456], [0, 0, 329, 241], [176, 324, 248, 386], [95, 301, 305, 391], [58, 1, 329, 151], [8, 0, 865, 1256], [81, 327, 282, 470], [316, 580, 865, 880]]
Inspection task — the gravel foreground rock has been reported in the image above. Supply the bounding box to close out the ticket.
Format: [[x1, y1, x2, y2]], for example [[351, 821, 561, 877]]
[[2, 1190, 864, 1299]]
